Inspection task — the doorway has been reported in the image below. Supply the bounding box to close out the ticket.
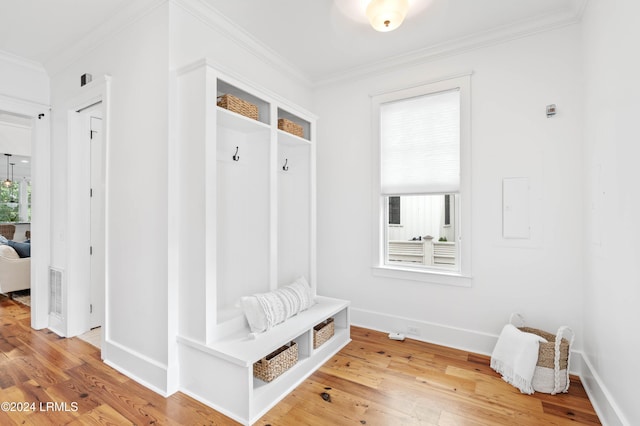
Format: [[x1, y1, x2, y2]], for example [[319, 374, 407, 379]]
[[66, 102, 106, 338], [61, 76, 111, 342], [88, 112, 104, 330], [0, 98, 50, 331]]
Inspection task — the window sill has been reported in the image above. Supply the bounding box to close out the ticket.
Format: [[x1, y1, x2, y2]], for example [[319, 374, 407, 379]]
[[372, 265, 472, 287]]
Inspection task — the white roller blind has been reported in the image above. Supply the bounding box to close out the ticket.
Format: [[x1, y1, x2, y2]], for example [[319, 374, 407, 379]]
[[380, 89, 460, 195]]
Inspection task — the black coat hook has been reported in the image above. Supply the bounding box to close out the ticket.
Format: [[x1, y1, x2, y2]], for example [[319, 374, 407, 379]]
[[282, 158, 289, 171], [233, 146, 240, 161]]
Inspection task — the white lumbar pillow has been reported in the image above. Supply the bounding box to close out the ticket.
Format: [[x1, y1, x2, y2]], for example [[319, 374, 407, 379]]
[[241, 276, 314, 334], [240, 295, 268, 334]]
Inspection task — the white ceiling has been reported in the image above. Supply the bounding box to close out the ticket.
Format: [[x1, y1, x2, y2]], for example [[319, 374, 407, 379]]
[[206, 0, 586, 82], [0, 0, 131, 67], [0, 0, 586, 83]]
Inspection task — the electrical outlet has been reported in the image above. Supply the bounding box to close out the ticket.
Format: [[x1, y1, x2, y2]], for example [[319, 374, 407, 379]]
[[407, 326, 420, 336]]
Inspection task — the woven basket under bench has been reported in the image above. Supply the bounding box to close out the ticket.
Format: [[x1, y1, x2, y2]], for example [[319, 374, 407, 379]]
[[253, 341, 298, 383], [313, 317, 334, 349], [510, 313, 574, 394]]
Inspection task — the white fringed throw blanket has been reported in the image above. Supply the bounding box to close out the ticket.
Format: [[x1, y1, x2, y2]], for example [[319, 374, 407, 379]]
[[491, 324, 547, 394]]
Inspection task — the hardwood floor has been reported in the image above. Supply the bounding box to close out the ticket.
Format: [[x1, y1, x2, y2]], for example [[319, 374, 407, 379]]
[[0, 295, 600, 425], [261, 327, 600, 425]]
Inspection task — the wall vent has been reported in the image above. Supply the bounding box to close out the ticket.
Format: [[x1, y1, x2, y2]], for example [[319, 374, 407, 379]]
[[48, 267, 63, 317]]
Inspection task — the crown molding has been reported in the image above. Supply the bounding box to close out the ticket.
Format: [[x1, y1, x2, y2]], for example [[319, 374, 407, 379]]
[[0, 49, 47, 74], [37, 0, 588, 89], [0, 93, 50, 117], [314, 1, 588, 87], [44, 0, 167, 77], [0, 117, 32, 130], [171, 0, 312, 87]]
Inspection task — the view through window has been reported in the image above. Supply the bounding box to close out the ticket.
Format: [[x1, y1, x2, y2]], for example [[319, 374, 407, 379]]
[[386, 194, 457, 269], [0, 180, 30, 223]]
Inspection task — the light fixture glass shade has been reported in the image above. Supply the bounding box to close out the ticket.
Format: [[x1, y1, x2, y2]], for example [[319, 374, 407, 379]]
[[3, 154, 11, 187], [366, 0, 409, 32]]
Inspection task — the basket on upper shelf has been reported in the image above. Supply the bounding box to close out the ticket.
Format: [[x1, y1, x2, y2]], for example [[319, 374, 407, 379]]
[[313, 317, 335, 349], [253, 341, 298, 382], [217, 94, 259, 121], [278, 118, 304, 138]]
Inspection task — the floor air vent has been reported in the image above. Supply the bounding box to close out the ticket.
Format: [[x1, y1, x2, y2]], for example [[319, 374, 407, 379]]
[[49, 267, 63, 317]]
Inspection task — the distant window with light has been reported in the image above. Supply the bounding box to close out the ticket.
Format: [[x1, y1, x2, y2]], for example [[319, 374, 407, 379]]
[[0, 180, 30, 223]]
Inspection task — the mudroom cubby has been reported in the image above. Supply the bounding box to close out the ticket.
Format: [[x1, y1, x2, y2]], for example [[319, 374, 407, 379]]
[[278, 133, 312, 285], [217, 79, 270, 125], [277, 107, 311, 140], [175, 59, 350, 425]]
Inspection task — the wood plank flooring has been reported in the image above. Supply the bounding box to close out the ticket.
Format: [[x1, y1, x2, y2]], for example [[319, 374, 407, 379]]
[[0, 295, 600, 425], [260, 327, 600, 425]]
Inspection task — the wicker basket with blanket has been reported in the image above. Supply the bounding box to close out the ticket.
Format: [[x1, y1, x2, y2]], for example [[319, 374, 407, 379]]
[[510, 313, 574, 394]]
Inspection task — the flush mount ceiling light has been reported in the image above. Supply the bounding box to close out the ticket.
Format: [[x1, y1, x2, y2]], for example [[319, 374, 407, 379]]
[[366, 0, 410, 32]]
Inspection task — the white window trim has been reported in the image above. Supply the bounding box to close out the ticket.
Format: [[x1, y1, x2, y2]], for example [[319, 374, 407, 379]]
[[370, 74, 472, 286]]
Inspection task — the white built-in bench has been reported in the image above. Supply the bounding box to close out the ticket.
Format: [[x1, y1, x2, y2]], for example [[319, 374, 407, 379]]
[[178, 296, 350, 425]]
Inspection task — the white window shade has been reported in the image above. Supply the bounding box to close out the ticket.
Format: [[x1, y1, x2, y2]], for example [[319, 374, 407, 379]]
[[380, 89, 460, 195]]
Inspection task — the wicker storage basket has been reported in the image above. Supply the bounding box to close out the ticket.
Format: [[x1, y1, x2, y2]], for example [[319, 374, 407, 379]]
[[510, 313, 574, 394], [313, 318, 335, 349], [278, 118, 304, 138], [217, 94, 259, 121], [253, 341, 298, 382]]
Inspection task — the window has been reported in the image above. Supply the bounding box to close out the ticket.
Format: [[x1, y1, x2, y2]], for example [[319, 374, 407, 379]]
[[0, 180, 31, 223], [444, 194, 451, 227], [371, 75, 471, 285], [388, 196, 400, 225]]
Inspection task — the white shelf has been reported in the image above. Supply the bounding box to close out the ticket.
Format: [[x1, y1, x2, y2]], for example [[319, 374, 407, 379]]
[[277, 107, 311, 141], [177, 297, 350, 425], [277, 129, 311, 147], [180, 296, 349, 367], [217, 107, 270, 134], [251, 327, 350, 417]]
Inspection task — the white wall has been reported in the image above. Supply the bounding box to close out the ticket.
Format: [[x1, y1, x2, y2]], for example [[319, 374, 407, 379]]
[[48, 3, 171, 392], [43, 0, 315, 395], [582, 1, 640, 424], [314, 24, 584, 353]]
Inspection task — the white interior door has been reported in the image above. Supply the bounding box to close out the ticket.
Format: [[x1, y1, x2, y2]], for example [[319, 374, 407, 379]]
[[89, 115, 104, 329]]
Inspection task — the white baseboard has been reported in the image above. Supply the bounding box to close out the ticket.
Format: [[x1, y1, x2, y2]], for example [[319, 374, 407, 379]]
[[103, 338, 173, 397], [352, 308, 630, 425], [574, 351, 630, 426], [351, 307, 498, 356], [178, 387, 247, 425], [98, 309, 627, 426]]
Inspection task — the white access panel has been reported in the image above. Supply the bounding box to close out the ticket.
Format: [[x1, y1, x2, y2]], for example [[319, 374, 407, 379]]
[[503, 177, 530, 239]]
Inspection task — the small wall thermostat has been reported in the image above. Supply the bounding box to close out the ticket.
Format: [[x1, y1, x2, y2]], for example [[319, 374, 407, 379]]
[[546, 104, 557, 118]]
